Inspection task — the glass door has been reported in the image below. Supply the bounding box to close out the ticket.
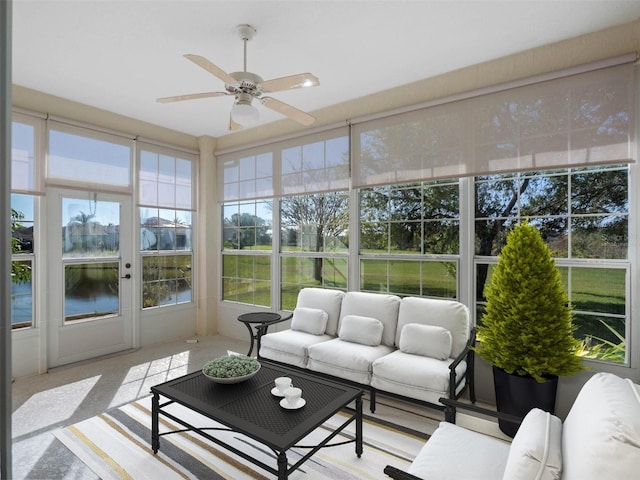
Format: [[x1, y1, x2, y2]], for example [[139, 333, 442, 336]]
[[47, 188, 134, 367]]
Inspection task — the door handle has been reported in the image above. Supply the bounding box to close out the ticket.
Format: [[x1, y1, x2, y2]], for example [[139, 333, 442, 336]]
[[121, 273, 131, 279]]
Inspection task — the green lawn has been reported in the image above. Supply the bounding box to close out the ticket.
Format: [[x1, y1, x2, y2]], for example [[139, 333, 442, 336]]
[[223, 254, 626, 361]]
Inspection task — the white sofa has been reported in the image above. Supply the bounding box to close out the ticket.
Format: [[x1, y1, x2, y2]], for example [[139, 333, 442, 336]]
[[259, 287, 475, 411], [384, 372, 640, 480]]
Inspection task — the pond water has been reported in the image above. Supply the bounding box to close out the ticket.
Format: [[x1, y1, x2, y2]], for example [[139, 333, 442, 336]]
[[11, 282, 192, 325]]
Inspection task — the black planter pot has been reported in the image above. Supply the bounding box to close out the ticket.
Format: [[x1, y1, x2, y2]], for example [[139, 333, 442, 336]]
[[492, 366, 558, 437]]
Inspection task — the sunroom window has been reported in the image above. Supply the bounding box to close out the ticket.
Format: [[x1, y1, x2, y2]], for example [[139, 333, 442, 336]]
[[138, 146, 195, 309], [359, 181, 460, 299], [11, 116, 41, 330], [475, 165, 630, 364]]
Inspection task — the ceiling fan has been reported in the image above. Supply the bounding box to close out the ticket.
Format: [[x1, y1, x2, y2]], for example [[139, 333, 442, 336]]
[[157, 24, 319, 131]]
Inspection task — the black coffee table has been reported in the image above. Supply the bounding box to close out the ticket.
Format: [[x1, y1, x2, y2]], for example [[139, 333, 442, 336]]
[[150, 360, 363, 479]]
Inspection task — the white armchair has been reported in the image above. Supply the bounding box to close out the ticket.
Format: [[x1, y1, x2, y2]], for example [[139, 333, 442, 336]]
[[384, 372, 640, 480]]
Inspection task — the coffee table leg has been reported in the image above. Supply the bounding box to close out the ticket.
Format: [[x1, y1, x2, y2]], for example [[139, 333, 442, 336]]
[[151, 392, 159, 453], [356, 394, 363, 458], [277, 451, 288, 479]]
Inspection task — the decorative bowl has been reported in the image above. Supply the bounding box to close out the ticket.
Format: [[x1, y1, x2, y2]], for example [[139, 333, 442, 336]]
[[202, 355, 261, 384]]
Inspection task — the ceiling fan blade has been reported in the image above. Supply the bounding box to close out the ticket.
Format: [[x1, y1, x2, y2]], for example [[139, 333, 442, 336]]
[[184, 54, 240, 87], [229, 115, 243, 131], [258, 73, 319, 93], [156, 92, 228, 103], [260, 97, 316, 126]]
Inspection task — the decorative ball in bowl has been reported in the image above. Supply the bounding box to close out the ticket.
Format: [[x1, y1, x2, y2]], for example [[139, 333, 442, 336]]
[[202, 355, 261, 384]]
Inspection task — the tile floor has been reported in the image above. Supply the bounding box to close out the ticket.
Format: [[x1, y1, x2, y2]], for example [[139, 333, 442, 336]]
[[11, 335, 250, 480]]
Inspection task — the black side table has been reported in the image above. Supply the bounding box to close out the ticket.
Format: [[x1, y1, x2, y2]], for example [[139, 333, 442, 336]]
[[237, 311, 291, 356]]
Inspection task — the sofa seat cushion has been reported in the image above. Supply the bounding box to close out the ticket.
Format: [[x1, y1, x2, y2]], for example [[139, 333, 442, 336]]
[[407, 421, 510, 480], [502, 408, 562, 480], [307, 338, 394, 385], [562, 372, 640, 480], [371, 350, 467, 404], [259, 330, 334, 368]]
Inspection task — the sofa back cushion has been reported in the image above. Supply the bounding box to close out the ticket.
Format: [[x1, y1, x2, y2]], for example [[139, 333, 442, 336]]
[[296, 288, 345, 336], [396, 297, 470, 357], [562, 372, 640, 480], [399, 324, 453, 360], [502, 408, 562, 480], [339, 315, 384, 346], [290, 307, 329, 335], [339, 292, 401, 346]]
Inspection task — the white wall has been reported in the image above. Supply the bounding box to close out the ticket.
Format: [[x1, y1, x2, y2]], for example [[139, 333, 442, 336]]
[[139, 303, 197, 347]]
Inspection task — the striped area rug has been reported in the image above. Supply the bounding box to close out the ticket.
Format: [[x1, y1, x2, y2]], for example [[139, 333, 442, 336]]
[[54, 395, 429, 479]]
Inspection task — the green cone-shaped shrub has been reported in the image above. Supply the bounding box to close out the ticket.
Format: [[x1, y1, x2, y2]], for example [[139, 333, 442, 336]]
[[474, 222, 584, 383]]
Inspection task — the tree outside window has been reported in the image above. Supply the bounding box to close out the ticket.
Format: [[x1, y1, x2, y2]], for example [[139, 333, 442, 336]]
[[280, 192, 349, 308], [11, 201, 34, 329], [11, 208, 31, 282], [359, 181, 459, 299]]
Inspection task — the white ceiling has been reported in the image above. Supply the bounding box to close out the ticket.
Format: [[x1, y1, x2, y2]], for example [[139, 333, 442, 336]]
[[12, 0, 640, 139]]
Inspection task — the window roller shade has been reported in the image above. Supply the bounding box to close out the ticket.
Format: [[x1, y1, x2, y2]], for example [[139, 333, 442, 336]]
[[218, 126, 349, 202], [353, 63, 636, 187]]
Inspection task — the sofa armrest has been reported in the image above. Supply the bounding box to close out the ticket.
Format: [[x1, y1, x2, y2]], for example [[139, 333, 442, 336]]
[[447, 327, 476, 402], [383, 465, 424, 480], [439, 397, 523, 425]]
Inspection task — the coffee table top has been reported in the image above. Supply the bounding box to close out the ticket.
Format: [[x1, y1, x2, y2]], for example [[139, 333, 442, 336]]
[[151, 360, 362, 451]]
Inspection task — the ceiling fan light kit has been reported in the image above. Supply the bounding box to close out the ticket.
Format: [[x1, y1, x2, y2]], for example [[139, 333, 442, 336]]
[[231, 93, 259, 126], [157, 23, 319, 131]]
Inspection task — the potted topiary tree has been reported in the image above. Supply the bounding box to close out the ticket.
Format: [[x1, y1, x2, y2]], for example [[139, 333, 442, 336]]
[[474, 222, 585, 436]]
